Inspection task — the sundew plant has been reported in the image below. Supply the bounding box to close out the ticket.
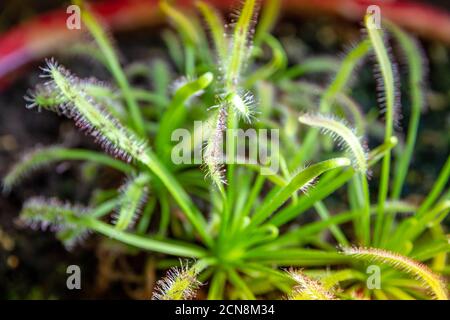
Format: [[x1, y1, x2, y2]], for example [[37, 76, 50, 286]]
[[3, 0, 450, 300]]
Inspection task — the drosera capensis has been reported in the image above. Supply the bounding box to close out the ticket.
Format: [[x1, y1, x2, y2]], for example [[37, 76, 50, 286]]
[[298, 114, 368, 174], [3, 0, 448, 300], [342, 247, 448, 300], [287, 269, 337, 300]]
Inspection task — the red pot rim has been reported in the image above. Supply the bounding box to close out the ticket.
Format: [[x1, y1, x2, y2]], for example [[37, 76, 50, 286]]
[[1, 0, 449, 89]]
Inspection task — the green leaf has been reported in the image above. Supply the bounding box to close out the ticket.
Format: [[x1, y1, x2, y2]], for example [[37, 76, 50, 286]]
[[298, 114, 368, 173], [249, 158, 351, 226], [196, 1, 226, 62], [156, 72, 213, 159], [114, 173, 150, 231], [364, 13, 400, 245], [2, 146, 132, 193], [74, 0, 145, 135], [287, 270, 337, 300], [343, 247, 448, 300]]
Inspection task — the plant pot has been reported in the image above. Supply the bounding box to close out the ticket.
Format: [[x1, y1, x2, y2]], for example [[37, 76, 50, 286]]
[[1, 0, 450, 88], [1, 0, 449, 301]]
